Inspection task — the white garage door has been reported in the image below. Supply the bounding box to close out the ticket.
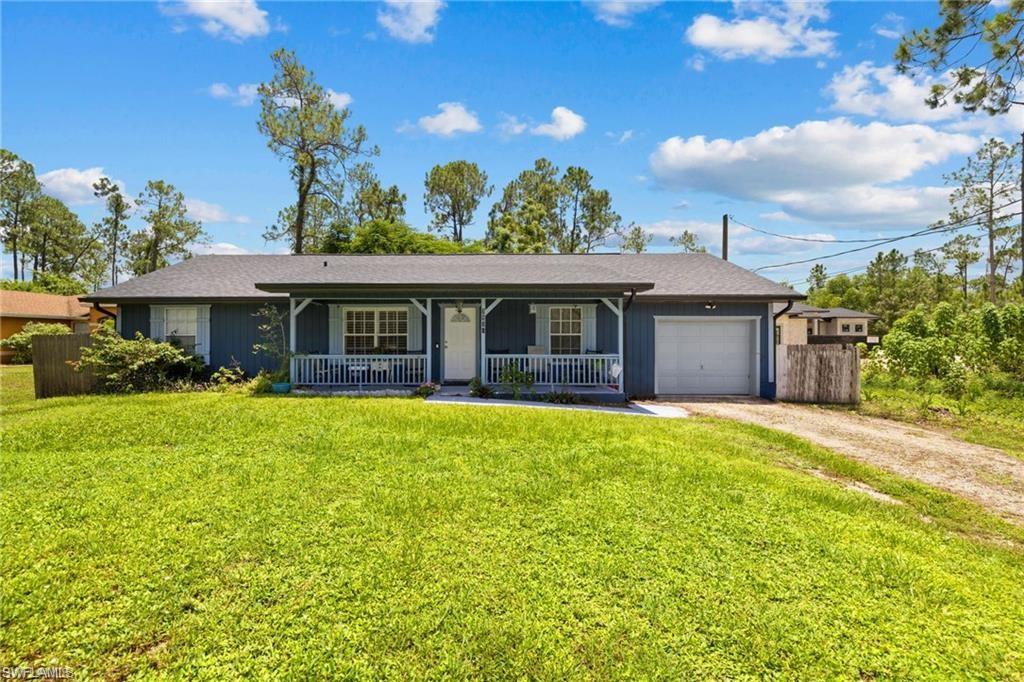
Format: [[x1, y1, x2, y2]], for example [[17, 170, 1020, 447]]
[[655, 319, 755, 395]]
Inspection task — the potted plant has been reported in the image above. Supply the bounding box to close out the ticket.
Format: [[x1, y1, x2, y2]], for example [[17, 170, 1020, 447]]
[[252, 304, 292, 394]]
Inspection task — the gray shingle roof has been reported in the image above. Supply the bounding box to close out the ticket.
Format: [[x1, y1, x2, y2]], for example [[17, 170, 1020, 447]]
[[775, 301, 878, 319], [82, 253, 802, 302]]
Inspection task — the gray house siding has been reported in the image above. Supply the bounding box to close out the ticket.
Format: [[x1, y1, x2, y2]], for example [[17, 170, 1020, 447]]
[[118, 304, 150, 339], [622, 301, 772, 399], [119, 297, 775, 397]]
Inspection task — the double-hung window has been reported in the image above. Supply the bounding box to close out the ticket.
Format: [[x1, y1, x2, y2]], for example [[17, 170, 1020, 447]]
[[841, 323, 851, 333], [854, 323, 864, 333], [549, 306, 582, 355], [164, 307, 198, 355], [344, 308, 408, 354]]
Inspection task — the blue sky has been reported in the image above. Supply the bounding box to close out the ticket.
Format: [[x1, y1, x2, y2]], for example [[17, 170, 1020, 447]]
[[3, 1, 1020, 289]]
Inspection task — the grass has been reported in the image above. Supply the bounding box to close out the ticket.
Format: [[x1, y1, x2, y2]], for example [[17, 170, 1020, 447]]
[[852, 373, 1024, 460], [2, 367, 1024, 678]]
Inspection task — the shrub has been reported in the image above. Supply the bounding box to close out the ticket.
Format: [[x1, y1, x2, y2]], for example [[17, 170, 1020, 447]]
[[251, 370, 274, 395], [252, 304, 290, 377], [498, 363, 534, 399], [468, 376, 494, 398], [210, 361, 247, 391], [73, 322, 205, 393], [414, 382, 440, 397], [543, 390, 579, 404], [0, 322, 71, 364]]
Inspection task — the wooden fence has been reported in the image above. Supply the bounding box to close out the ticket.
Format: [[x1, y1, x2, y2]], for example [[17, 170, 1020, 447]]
[[32, 334, 96, 399], [776, 344, 860, 404]]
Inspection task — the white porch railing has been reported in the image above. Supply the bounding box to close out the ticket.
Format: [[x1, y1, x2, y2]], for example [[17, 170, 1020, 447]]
[[484, 354, 621, 387], [291, 354, 427, 386]]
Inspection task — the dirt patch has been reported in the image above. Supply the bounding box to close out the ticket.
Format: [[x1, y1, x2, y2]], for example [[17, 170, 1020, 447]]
[[657, 398, 1024, 526]]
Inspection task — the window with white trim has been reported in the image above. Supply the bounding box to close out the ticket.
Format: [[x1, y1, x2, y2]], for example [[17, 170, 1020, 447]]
[[855, 323, 864, 333], [165, 307, 198, 355], [344, 308, 408, 354], [549, 306, 582, 355], [841, 323, 851, 333]]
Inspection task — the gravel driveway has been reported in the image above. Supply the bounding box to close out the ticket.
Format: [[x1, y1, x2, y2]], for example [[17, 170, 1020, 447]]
[[660, 398, 1024, 526]]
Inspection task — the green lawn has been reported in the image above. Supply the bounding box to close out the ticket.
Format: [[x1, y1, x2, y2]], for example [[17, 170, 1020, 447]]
[[853, 375, 1024, 460], [2, 368, 1024, 679]]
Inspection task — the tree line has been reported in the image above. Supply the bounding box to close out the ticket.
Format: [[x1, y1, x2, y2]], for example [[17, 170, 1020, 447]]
[[1, 150, 205, 294], [255, 49, 656, 257]]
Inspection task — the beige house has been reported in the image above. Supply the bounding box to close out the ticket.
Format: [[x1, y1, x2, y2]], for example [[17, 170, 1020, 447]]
[[773, 302, 878, 345]]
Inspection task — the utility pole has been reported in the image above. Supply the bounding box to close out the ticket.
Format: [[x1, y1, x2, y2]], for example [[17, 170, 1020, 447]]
[[722, 214, 729, 261], [1020, 129, 1023, 283]]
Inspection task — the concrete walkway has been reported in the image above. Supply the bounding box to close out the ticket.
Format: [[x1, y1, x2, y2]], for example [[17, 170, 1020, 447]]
[[425, 394, 688, 418]]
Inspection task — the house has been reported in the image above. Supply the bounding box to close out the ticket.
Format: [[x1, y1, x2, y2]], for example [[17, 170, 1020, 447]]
[[0, 290, 116, 364], [773, 302, 879, 346], [82, 253, 803, 399]]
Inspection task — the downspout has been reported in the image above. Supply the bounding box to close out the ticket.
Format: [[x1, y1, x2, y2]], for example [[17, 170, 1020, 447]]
[[771, 299, 795, 400], [622, 289, 637, 399]]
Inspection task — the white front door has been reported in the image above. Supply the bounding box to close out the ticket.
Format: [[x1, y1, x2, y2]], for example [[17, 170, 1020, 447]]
[[443, 306, 477, 381]]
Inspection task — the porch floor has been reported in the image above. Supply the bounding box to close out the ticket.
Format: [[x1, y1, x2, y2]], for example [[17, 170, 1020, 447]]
[[436, 384, 626, 402]]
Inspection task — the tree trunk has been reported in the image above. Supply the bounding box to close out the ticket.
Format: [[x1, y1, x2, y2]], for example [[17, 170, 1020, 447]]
[[294, 166, 315, 255], [988, 177, 997, 303], [11, 239, 18, 281]]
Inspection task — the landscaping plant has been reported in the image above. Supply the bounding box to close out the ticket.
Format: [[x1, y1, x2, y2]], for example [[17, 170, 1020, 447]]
[[498, 363, 534, 399], [72, 321, 205, 392]]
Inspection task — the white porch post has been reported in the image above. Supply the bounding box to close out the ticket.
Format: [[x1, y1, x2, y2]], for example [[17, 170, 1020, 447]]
[[289, 298, 296, 381], [426, 299, 433, 383], [617, 297, 624, 392], [480, 298, 487, 381]]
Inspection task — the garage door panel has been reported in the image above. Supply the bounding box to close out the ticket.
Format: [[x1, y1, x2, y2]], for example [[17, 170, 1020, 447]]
[[656, 319, 755, 396]]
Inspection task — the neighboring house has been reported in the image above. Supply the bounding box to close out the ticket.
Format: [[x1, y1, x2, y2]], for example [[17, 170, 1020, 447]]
[[0, 290, 116, 364], [82, 254, 803, 399], [772, 302, 879, 346]]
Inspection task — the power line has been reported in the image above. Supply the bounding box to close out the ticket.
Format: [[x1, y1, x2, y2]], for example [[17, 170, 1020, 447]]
[[728, 216, 892, 244], [751, 199, 1021, 273]]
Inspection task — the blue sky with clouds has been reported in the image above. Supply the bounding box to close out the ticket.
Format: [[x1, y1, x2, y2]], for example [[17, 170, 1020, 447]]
[[3, 1, 1021, 289]]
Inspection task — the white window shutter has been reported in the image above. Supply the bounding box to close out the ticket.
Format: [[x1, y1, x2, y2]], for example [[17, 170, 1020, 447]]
[[534, 304, 550, 353], [149, 305, 166, 341], [582, 304, 597, 352], [406, 305, 423, 352], [329, 305, 343, 355], [195, 305, 211, 364]]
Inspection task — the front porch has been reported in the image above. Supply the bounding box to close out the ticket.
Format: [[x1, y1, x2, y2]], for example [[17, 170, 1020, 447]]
[[285, 295, 625, 394]]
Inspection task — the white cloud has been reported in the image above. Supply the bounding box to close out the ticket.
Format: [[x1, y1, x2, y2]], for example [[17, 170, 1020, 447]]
[[326, 89, 353, 111], [39, 167, 125, 206], [687, 54, 707, 72], [190, 242, 255, 256], [825, 61, 1024, 133], [649, 118, 979, 225], [585, 1, 662, 27], [497, 113, 528, 138], [185, 198, 251, 224], [685, 1, 837, 62], [207, 82, 259, 106], [412, 102, 482, 137], [606, 129, 634, 144], [162, 0, 271, 41], [531, 106, 587, 141], [872, 12, 905, 40], [760, 210, 791, 221], [377, 0, 444, 44]]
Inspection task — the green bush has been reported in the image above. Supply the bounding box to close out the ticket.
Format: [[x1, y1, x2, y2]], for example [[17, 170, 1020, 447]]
[[542, 390, 580, 404], [414, 382, 440, 397], [468, 376, 494, 398], [73, 322, 206, 393], [498, 364, 534, 399], [0, 322, 71, 364]]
